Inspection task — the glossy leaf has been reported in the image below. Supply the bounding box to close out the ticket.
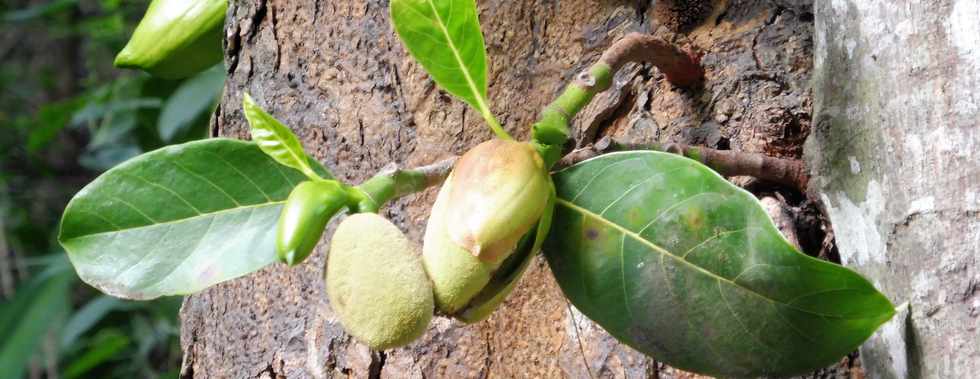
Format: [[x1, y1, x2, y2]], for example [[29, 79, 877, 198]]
[[545, 151, 894, 377], [242, 93, 325, 181], [59, 138, 317, 299], [390, 0, 508, 138]]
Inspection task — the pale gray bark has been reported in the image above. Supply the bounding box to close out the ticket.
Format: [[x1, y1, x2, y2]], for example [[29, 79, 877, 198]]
[[807, 1, 980, 378]]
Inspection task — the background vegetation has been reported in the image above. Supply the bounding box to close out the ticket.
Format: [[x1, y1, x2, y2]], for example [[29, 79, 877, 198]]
[[1, 1, 224, 377]]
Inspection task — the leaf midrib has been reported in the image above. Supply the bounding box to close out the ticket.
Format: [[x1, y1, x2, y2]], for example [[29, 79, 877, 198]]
[[63, 201, 285, 240], [422, 0, 489, 116], [556, 198, 875, 320]]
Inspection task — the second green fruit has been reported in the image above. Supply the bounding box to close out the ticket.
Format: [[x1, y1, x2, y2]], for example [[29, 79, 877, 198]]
[[326, 213, 433, 350]]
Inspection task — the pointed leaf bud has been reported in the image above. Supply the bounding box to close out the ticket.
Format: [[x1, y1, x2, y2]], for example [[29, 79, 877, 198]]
[[276, 180, 347, 266], [114, 0, 227, 79]]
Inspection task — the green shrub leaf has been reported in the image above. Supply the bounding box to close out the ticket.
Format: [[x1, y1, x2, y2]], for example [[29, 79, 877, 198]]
[[242, 93, 326, 181], [390, 0, 508, 139], [158, 64, 225, 142], [0, 263, 72, 379], [544, 151, 894, 377], [59, 139, 317, 300]]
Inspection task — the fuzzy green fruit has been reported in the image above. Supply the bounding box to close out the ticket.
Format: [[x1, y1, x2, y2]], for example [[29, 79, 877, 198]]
[[422, 139, 551, 320], [326, 213, 433, 350], [114, 0, 227, 79]]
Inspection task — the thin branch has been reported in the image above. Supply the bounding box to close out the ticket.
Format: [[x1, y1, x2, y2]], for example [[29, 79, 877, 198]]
[[558, 136, 809, 192], [598, 33, 703, 87], [531, 33, 703, 162], [352, 157, 457, 212], [376, 157, 457, 198]]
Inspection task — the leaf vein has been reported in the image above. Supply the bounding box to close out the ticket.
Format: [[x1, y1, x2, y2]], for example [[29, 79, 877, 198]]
[[110, 195, 159, 224], [62, 201, 285, 240], [558, 199, 876, 320], [201, 150, 273, 201], [570, 158, 642, 202], [167, 160, 242, 207], [599, 167, 686, 216]]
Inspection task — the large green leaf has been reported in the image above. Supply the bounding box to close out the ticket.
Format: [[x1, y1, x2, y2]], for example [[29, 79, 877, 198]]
[[390, 0, 507, 138], [242, 93, 325, 180], [544, 152, 894, 377], [59, 138, 314, 300]]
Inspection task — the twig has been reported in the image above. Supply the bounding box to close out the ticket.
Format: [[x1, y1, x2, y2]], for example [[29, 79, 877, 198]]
[[598, 33, 703, 87], [531, 33, 703, 163], [558, 136, 809, 192], [353, 157, 457, 212]]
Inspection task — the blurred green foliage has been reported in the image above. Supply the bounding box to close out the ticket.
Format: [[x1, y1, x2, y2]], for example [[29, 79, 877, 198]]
[[0, 1, 225, 377]]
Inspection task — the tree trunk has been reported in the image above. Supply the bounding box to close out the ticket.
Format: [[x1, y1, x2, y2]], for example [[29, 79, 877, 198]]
[[179, 1, 854, 377], [807, 1, 979, 378]]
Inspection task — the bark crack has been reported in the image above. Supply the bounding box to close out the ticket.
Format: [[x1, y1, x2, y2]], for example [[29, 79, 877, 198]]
[[751, 6, 783, 70], [368, 350, 386, 379]]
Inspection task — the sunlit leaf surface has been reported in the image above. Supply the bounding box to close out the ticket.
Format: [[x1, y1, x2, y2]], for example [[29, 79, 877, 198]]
[[60, 139, 313, 299]]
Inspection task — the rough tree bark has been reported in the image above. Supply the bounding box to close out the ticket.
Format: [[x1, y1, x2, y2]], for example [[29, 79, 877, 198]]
[[179, 1, 860, 377], [807, 1, 979, 378]]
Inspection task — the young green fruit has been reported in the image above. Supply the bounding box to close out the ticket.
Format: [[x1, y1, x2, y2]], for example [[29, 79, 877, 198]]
[[114, 0, 227, 79], [326, 213, 433, 350], [276, 180, 347, 266], [422, 139, 551, 320]]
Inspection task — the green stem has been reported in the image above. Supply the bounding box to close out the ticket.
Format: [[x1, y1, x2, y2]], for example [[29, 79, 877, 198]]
[[531, 63, 613, 167], [529, 33, 703, 168], [349, 158, 457, 213], [481, 108, 511, 140]]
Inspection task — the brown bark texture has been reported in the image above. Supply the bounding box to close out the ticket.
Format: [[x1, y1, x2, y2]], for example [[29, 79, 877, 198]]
[[180, 1, 854, 378]]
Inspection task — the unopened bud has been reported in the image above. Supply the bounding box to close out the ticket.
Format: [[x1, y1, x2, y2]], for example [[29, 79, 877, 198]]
[[422, 139, 550, 319], [114, 0, 227, 79]]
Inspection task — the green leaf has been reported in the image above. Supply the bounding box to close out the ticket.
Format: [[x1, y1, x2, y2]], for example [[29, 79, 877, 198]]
[[59, 138, 317, 300], [60, 296, 123, 350], [63, 329, 131, 379], [242, 93, 326, 181], [26, 96, 88, 152], [158, 64, 225, 142], [389, 0, 509, 139], [0, 265, 72, 379], [544, 151, 894, 377]]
